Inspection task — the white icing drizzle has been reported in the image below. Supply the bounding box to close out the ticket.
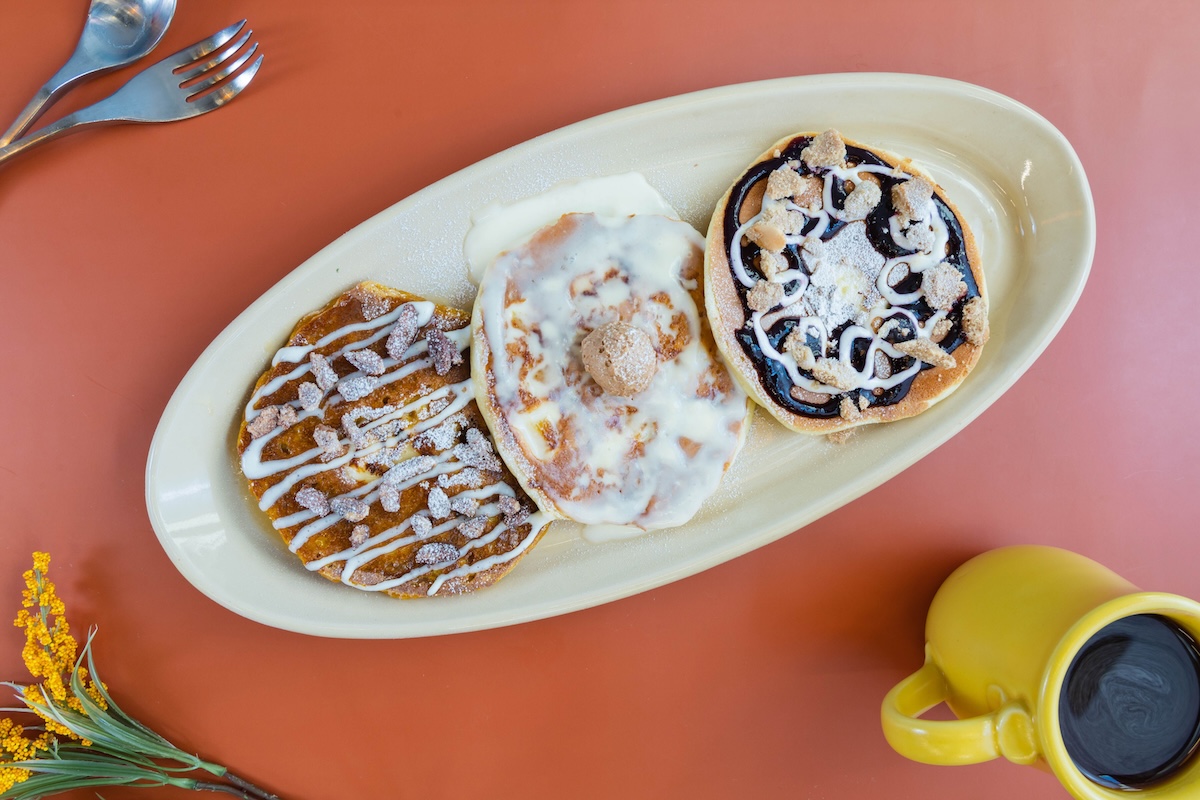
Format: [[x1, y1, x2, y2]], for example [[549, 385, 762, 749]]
[[239, 302, 475, 516], [728, 217, 761, 288], [270, 383, 477, 531], [425, 511, 549, 595], [322, 327, 471, 407], [244, 300, 545, 597], [277, 381, 476, 538], [733, 151, 962, 396], [477, 213, 747, 530], [307, 484, 515, 574], [270, 301, 435, 367], [314, 503, 548, 597], [286, 452, 465, 553], [246, 301, 436, 421]]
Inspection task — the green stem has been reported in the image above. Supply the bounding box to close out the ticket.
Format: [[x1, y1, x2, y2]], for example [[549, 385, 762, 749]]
[[224, 772, 282, 800], [183, 781, 258, 799], [34, 571, 56, 665]]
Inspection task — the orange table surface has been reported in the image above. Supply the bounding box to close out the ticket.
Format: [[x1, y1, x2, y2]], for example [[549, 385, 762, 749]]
[[1, 2, 1197, 798]]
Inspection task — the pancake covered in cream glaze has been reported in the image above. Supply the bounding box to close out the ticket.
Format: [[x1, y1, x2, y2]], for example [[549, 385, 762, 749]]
[[237, 282, 551, 598], [472, 212, 750, 531], [705, 130, 989, 438]]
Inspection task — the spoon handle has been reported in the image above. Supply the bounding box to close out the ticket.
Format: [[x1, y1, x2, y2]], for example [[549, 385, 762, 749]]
[[0, 58, 92, 149], [0, 83, 61, 150]]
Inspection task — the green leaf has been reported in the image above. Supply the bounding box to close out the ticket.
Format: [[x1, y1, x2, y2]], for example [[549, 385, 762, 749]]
[[0, 629, 256, 798]]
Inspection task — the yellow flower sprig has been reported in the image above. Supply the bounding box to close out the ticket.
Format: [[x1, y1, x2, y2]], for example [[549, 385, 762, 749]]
[[1, 553, 281, 800]]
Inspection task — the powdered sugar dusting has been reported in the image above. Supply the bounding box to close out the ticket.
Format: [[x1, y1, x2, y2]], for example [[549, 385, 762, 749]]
[[453, 430, 503, 472], [313, 424, 344, 461], [427, 486, 451, 519], [295, 487, 329, 517], [247, 406, 279, 438], [410, 514, 434, 540], [450, 495, 479, 517], [800, 222, 884, 329], [344, 348, 386, 376], [309, 352, 338, 392], [457, 516, 487, 540], [379, 483, 401, 513], [337, 375, 378, 402], [330, 496, 369, 522], [426, 328, 463, 376], [298, 382, 322, 411], [438, 468, 484, 489], [386, 304, 420, 360], [414, 541, 456, 565], [351, 285, 392, 320], [383, 455, 437, 486], [413, 413, 466, 452]]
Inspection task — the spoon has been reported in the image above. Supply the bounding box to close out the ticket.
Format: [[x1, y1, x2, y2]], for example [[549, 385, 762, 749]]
[[0, 0, 177, 148]]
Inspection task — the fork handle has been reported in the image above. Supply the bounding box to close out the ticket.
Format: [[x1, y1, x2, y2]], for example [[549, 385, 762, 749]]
[[0, 103, 119, 168]]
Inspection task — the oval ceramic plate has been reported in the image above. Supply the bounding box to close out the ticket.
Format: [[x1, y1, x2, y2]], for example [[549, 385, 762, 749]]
[[146, 74, 1094, 638]]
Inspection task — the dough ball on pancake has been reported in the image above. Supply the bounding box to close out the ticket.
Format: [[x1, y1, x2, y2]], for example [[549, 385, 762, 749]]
[[580, 321, 657, 397]]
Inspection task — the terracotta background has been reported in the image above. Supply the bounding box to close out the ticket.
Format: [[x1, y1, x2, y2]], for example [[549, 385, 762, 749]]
[[2, 1, 1197, 798]]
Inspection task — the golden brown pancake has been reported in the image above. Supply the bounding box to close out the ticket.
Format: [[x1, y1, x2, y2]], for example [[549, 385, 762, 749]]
[[704, 130, 989, 437], [237, 282, 551, 598]]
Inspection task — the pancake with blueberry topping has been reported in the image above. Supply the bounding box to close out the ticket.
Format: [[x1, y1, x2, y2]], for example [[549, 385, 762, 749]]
[[704, 130, 988, 439]]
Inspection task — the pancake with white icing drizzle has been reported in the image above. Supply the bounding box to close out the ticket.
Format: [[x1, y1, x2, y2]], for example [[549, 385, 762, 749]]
[[472, 212, 750, 531], [704, 130, 989, 436], [236, 282, 551, 598]]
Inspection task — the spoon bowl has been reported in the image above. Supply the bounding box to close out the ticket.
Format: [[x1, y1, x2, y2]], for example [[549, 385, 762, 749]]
[[0, 0, 177, 147], [76, 0, 176, 62]]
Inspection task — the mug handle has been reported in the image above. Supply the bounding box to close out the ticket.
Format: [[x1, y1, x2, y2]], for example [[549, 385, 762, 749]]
[[880, 658, 1039, 766]]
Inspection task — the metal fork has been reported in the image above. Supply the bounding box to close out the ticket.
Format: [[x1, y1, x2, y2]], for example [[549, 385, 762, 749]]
[[0, 19, 262, 167]]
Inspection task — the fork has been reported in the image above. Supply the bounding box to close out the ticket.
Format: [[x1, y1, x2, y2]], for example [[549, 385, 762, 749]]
[[0, 19, 262, 167]]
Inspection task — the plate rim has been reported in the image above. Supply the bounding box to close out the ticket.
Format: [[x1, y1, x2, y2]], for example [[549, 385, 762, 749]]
[[145, 72, 1096, 638]]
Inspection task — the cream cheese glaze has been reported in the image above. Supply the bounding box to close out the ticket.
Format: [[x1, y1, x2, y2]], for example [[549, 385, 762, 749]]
[[463, 173, 679, 284], [472, 211, 749, 530]]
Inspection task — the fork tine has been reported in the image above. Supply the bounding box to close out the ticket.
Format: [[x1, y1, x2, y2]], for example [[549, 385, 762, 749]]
[[165, 19, 247, 69], [0, 20, 263, 165], [189, 54, 263, 114], [187, 43, 259, 98], [176, 28, 253, 84]]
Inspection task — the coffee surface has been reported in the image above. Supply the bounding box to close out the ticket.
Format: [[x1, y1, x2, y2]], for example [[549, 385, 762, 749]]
[[1059, 614, 1200, 789]]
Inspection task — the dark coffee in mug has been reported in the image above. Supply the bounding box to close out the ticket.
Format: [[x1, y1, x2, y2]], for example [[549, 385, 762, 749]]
[[1059, 614, 1200, 789]]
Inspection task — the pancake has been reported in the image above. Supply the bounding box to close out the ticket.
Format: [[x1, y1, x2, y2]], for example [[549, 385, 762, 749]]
[[704, 130, 989, 437], [236, 282, 551, 598], [472, 212, 750, 531]]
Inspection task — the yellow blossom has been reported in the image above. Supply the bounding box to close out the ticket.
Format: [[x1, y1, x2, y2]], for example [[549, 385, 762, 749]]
[[0, 716, 53, 792], [0, 553, 269, 799], [8, 553, 106, 750], [16, 552, 77, 701]]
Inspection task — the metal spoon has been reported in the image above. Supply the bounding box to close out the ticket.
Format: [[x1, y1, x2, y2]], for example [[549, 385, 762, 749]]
[[0, 0, 177, 148]]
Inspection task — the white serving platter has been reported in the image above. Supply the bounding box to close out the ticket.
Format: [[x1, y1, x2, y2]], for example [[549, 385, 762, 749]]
[[145, 73, 1094, 638]]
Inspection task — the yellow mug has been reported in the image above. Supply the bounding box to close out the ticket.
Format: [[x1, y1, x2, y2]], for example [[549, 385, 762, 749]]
[[881, 545, 1200, 799]]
